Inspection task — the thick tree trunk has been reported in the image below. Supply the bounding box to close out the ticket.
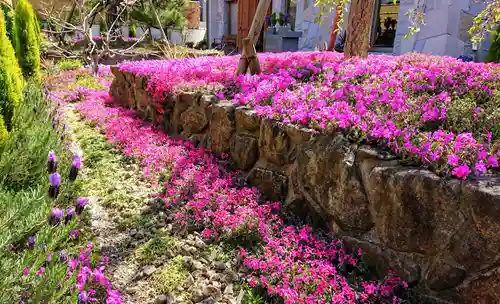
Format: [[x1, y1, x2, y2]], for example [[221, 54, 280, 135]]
[[344, 0, 375, 58]]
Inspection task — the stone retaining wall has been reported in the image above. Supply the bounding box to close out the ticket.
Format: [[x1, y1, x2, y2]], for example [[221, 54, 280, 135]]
[[109, 67, 500, 303]]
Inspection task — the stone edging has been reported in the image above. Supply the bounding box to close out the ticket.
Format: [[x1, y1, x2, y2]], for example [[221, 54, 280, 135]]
[[110, 66, 500, 304]]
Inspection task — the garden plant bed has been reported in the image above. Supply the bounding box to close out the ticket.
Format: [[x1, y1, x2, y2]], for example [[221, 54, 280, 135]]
[[109, 52, 500, 303]]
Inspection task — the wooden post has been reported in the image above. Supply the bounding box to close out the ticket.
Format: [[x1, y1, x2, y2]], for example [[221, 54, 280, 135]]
[[327, 5, 342, 51], [236, 0, 272, 75]]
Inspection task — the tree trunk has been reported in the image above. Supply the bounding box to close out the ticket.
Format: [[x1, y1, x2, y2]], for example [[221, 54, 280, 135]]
[[344, 0, 375, 58]]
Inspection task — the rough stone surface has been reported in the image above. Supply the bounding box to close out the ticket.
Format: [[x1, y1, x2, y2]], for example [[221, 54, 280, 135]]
[[425, 258, 467, 291], [296, 135, 372, 231], [343, 236, 422, 285], [285, 124, 315, 146], [235, 108, 261, 136], [448, 221, 500, 273], [247, 166, 288, 201], [209, 101, 235, 153], [171, 92, 196, 134], [259, 120, 290, 166], [457, 268, 500, 303], [229, 134, 258, 170], [365, 166, 464, 254], [180, 106, 208, 135], [463, 178, 500, 242]]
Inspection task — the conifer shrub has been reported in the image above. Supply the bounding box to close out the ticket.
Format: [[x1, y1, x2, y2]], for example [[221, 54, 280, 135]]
[[0, 11, 23, 132], [0, 115, 8, 150], [0, 2, 14, 42], [14, 0, 40, 79]]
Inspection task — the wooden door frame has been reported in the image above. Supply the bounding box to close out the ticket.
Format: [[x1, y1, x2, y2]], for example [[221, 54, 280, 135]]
[[236, 0, 271, 52]]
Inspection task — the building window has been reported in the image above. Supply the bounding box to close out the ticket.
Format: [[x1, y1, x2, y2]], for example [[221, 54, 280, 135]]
[[371, 0, 400, 50], [286, 0, 296, 28]]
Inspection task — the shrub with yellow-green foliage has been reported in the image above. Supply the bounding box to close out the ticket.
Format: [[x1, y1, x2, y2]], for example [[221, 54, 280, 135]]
[[14, 0, 40, 79], [0, 2, 14, 43], [0, 11, 23, 134], [0, 115, 8, 150]]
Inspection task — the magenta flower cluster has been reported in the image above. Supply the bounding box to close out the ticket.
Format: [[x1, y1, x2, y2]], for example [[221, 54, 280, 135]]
[[75, 90, 407, 303], [118, 52, 500, 180], [23, 243, 122, 303]]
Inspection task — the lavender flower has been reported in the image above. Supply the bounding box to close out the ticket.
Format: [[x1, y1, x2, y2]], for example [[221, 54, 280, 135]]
[[65, 207, 75, 224], [59, 250, 68, 263], [49, 208, 64, 225], [27, 235, 35, 250], [49, 173, 61, 198], [69, 154, 81, 181], [78, 291, 89, 303], [69, 229, 80, 239], [75, 197, 89, 215], [47, 151, 57, 173]]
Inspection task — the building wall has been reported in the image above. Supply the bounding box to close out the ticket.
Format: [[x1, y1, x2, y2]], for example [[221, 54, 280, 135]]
[[394, 0, 490, 60], [273, 0, 336, 50], [207, 0, 225, 45], [281, 0, 490, 59]]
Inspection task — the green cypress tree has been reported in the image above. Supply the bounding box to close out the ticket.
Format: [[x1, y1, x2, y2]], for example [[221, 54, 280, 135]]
[[0, 11, 23, 134], [0, 114, 8, 150], [0, 3, 14, 43], [14, 0, 40, 79]]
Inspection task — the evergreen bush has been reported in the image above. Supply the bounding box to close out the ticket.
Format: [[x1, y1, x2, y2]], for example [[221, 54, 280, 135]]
[[0, 3, 14, 42], [14, 0, 41, 79], [0, 11, 23, 133]]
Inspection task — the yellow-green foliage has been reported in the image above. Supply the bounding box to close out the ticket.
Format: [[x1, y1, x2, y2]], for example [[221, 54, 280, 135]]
[[151, 256, 187, 293], [14, 0, 40, 79], [136, 232, 177, 264], [0, 3, 14, 43], [0, 12, 23, 131], [57, 58, 83, 71], [0, 115, 8, 150], [75, 72, 105, 90]]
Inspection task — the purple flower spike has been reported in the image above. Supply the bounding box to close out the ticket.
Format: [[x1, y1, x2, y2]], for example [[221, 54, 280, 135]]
[[27, 235, 35, 250], [73, 154, 81, 169], [59, 250, 68, 263], [49, 172, 61, 187], [49, 208, 64, 225], [69, 154, 81, 181], [65, 207, 75, 224], [49, 173, 61, 198], [75, 197, 89, 215], [69, 229, 80, 239], [47, 151, 57, 173]]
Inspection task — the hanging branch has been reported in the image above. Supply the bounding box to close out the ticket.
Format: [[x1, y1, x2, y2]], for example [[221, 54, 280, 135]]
[[40, 0, 148, 75]]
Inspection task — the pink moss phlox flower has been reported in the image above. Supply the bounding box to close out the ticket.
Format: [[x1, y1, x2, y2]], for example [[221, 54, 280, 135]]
[[452, 164, 471, 180]]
